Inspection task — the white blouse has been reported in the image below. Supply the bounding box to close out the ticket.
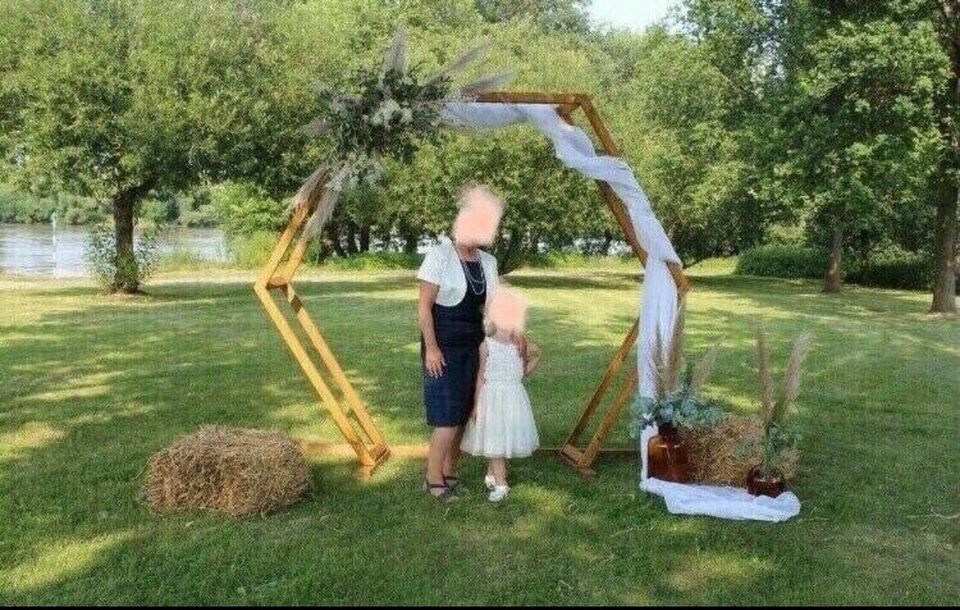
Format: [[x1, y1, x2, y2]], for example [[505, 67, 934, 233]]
[[417, 237, 498, 307]]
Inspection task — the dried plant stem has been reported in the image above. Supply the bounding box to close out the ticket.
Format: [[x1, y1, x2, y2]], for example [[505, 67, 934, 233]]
[[690, 339, 721, 395], [459, 70, 515, 96], [426, 41, 490, 84], [756, 327, 775, 424], [777, 333, 812, 421], [661, 298, 686, 396], [382, 29, 407, 74]]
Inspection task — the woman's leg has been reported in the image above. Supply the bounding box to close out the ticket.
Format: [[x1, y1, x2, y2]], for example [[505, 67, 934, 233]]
[[427, 426, 457, 496], [443, 425, 465, 478]]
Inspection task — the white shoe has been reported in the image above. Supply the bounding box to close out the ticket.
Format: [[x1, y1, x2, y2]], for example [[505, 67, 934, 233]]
[[484, 474, 496, 491], [487, 484, 510, 503]]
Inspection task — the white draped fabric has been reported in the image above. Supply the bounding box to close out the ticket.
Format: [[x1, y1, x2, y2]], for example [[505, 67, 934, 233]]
[[441, 101, 800, 522], [441, 103, 679, 399]]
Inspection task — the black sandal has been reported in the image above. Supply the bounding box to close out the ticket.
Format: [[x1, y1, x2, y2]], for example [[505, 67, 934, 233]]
[[443, 475, 467, 494], [423, 478, 458, 503]]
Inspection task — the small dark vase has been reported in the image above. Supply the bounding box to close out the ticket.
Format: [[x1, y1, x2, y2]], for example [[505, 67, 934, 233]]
[[647, 423, 690, 483], [746, 466, 785, 498]]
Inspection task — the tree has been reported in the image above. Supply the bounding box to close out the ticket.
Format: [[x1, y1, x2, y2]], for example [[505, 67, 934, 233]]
[[930, 0, 959, 313], [0, 0, 316, 292], [475, 0, 592, 34], [603, 28, 749, 265], [765, 2, 946, 292]]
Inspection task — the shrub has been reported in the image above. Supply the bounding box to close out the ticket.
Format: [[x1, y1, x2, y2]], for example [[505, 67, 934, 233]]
[[0, 189, 52, 223], [319, 252, 421, 271], [85, 222, 163, 290], [225, 231, 278, 268], [736, 244, 950, 292], [734, 245, 827, 280], [848, 249, 935, 291], [211, 182, 286, 236]]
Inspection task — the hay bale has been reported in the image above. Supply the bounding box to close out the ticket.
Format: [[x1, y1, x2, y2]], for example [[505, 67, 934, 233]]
[[682, 415, 798, 486], [146, 426, 311, 517]]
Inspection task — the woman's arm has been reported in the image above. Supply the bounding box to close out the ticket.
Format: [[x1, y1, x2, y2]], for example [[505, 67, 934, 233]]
[[470, 342, 488, 421], [419, 281, 445, 378]]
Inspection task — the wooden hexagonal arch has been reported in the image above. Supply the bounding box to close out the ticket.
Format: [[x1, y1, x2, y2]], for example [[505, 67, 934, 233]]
[[254, 91, 688, 478]]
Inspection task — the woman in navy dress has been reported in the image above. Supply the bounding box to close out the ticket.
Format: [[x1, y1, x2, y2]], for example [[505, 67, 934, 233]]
[[416, 187, 503, 501]]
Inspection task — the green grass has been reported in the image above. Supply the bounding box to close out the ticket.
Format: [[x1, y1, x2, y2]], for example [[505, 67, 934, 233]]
[[0, 267, 957, 605]]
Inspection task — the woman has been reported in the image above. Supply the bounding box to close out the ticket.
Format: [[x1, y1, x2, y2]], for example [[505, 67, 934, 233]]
[[417, 186, 504, 502]]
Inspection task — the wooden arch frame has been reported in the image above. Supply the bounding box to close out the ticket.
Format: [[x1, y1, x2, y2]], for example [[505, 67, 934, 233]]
[[254, 91, 688, 478]]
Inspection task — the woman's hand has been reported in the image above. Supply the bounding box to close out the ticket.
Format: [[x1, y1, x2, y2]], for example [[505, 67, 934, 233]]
[[424, 345, 446, 378]]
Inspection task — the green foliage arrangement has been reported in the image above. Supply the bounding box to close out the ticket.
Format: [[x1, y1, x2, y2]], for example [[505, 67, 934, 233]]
[[628, 307, 726, 437], [309, 65, 451, 185], [298, 30, 512, 236]]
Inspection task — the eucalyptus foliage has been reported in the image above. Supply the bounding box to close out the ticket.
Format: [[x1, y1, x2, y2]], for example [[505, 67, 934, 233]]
[[309, 65, 451, 187], [628, 364, 726, 438]]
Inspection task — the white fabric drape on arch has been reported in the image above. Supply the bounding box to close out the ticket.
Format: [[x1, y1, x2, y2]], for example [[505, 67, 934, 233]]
[[440, 102, 800, 522], [440, 102, 680, 400]]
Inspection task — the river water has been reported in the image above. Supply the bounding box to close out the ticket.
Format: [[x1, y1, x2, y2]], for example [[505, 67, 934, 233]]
[[0, 223, 228, 277]]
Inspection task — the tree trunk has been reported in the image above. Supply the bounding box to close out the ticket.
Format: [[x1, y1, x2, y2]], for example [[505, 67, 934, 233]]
[[601, 230, 613, 255], [930, 173, 958, 313], [359, 224, 371, 253], [400, 224, 419, 254], [824, 226, 843, 293], [931, 2, 959, 313], [344, 221, 358, 255], [112, 190, 139, 294], [327, 223, 346, 257]]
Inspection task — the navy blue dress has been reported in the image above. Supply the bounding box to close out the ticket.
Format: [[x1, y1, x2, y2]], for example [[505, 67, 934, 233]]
[[422, 260, 486, 427]]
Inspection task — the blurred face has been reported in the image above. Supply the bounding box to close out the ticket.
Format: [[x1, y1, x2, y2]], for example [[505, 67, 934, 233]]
[[453, 186, 503, 247], [487, 286, 528, 335]]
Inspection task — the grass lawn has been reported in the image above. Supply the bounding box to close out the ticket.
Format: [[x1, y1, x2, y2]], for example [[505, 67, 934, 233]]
[[1, 266, 957, 605]]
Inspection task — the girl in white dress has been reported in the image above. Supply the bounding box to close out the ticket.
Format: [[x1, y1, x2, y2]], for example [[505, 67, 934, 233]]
[[461, 287, 541, 502]]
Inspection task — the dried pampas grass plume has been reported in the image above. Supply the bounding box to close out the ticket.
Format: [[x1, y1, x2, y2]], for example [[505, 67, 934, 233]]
[[382, 29, 408, 74], [690, 339, 722, 395], [661, 298, 687, 396], [426, 41, 491, 85], [755, 327, 775, 424], [777, 333, 812, 421], [460, 70, 516, 96]]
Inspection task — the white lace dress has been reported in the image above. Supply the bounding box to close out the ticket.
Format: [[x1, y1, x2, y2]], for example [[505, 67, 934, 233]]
[[461, 337, 540, 458]]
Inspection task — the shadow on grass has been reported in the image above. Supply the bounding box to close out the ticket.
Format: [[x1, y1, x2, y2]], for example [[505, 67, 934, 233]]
[[0, 273, 957, 604]]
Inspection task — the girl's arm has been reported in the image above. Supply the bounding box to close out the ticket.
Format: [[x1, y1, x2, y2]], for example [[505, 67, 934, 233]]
[[470, 342, 488, 421], [523, 341, 541, 376]]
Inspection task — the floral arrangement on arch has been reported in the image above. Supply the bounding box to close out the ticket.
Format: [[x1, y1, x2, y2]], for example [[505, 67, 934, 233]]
[[298, 30, 512, 236]]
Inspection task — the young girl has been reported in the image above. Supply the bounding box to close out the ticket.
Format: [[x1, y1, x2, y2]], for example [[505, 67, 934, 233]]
[[460, 287, 541, 502]]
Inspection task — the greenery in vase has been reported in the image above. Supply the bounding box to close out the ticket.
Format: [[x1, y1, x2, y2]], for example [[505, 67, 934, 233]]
[[628, 305, 726, 438]]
